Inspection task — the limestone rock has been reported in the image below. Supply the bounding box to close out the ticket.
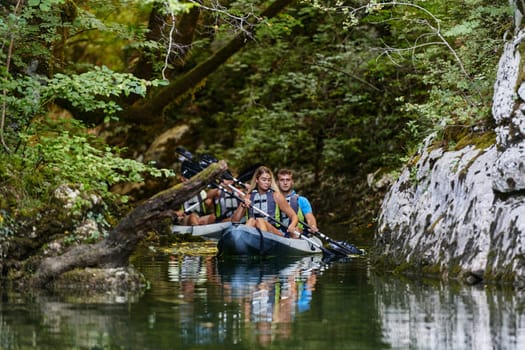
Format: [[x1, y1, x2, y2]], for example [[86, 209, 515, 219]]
[[375, 143, 525, 285], [492, 144, 525, 193]]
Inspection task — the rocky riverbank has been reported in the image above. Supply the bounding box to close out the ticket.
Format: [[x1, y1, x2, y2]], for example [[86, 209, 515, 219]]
[[372, 137, 525, 285], [373, 9, 525, 286]]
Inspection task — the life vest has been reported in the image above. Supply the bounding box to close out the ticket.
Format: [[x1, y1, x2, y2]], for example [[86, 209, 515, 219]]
[[214, 189, 240, 221], [248, 189, 279, 223], [181, 190, 208, 215], [281, 193, 305, 230]]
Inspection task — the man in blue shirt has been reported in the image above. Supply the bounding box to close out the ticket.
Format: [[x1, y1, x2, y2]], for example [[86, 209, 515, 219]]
[[277, 169, 319, 234]]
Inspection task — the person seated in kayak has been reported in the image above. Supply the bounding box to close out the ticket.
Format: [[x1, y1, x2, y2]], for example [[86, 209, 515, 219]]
[[175, 189, 210, 225], [199, 173, 242, 224], [174, 174, 210, 225], [232, 166, 299, 238], [277, 169, 319, 235]]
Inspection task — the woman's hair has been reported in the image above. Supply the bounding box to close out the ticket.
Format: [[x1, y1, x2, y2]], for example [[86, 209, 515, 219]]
[[249, 166, 281, 194]]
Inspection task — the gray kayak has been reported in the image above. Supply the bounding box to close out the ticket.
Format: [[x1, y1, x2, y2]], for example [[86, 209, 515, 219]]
[[218, 224, 323, 257], [171, 222, 233, 240]]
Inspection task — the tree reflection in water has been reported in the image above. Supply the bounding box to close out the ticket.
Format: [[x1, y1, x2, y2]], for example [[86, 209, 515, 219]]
[[4, 251, 525, 349], [167, 254, 324, 346]]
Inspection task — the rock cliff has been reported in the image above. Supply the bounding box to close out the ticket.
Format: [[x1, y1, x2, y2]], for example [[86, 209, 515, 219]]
[[374, 4, 525, 285]]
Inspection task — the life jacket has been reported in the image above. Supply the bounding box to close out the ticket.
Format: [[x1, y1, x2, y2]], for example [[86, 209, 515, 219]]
[[280, 193, 305, 230], [181, 190, 208, 215], [214, 189, 240, 221], [248, 189, 279, 223]]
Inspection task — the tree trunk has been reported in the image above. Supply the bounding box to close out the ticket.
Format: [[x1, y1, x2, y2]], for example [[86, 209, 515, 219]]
[[123, 0, 295, 123], [30, 161, 228, 288], [131, 3, 201, 82]]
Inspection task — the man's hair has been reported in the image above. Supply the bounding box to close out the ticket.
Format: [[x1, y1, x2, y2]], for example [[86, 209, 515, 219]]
[[277, 169, 293, 178]]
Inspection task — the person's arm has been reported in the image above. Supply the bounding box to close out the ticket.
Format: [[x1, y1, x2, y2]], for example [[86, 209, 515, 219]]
[[231, 193, 250, 222], [204, 188, 219, 210], [304, 213, 318, 232], [298, 196, 318, 232]]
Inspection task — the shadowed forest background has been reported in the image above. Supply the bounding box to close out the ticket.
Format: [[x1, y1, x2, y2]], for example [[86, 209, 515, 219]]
[[0, 0, 509, 242]]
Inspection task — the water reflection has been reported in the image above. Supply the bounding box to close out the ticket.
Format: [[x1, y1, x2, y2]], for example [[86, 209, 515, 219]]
[[166, 255, 324, 347], [1, 252, 525, 349], [370, 273, 525, 350]]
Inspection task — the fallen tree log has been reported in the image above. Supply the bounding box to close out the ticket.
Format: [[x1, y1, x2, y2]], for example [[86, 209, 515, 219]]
[[30, 160, 228, 289]]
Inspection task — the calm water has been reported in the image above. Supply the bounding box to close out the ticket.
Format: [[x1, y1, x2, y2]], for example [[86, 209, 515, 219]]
[[1, 240, 525, 349]]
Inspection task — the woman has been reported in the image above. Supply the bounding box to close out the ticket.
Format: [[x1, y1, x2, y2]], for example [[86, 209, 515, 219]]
[[232, 166, 299, 238]]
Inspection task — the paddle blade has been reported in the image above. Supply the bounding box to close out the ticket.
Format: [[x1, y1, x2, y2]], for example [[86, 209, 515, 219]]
[[237, 163, 263, 183], [181, 160, 202, 179], [176, 146, 193, 161], [329, 241, 365, 256], [222, 170, 234, 180], [199, 154, 218, 168]]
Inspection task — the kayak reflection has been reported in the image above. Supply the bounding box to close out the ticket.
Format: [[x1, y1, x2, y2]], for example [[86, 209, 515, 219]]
[[167, 255, 325, 346]]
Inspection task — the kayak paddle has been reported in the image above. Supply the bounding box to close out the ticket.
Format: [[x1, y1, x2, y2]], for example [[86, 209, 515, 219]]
[[227, 184, 364, 256]]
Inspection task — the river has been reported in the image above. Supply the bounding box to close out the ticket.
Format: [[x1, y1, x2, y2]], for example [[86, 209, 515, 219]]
[[1, 236, 524, 349]]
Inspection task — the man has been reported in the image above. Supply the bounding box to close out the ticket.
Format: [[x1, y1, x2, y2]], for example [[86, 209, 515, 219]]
[[175, 186, 209, 226], [276, 169, 318, 234], [201, 175, 241, 224], [174, 164, 210, 226], [232, 166, 299, 238]]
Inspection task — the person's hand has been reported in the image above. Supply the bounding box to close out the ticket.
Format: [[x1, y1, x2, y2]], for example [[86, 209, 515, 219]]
[[288, 226, 301, 239]]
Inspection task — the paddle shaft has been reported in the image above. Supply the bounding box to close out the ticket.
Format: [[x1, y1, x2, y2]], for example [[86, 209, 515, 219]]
[[176, 147, 249, 189], [297, 220, 361, 255], [183, 199, 202, 215], [226, 185, 360, 255], [200, 153, 251, 190], [174, 151, 348, 256], [214, 183, 336, 256]]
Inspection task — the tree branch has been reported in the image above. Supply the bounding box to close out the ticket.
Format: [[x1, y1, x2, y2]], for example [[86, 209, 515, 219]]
[[30, 160, 228, 289], [123, 0, 294, 124]]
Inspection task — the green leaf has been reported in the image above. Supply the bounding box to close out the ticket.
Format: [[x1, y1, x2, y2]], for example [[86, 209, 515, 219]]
[[443, 21, 479, 37]]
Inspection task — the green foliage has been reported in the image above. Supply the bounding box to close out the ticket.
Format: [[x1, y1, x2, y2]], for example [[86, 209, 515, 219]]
[[0, 74, 42, 139], [202, 4, 409, 175], [27, 131, 171, 192], [356, 1, 507, 146], [164, 0, 511, 222], [27, 0, 66, 11], [0, 0, 515, 225], [0, 210, 17, 240], [144, 0, 196, 14], [1, 119, 174, 218], [44, 66, 167, 122], [0, 0, 178, 223]]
